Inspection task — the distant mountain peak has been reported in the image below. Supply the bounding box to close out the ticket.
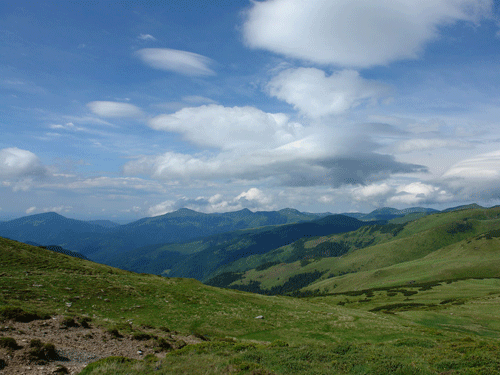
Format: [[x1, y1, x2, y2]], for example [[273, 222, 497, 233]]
[[26, 211, 65, 220], [278, 208, 301, 214], [170, 208, 205, 217]]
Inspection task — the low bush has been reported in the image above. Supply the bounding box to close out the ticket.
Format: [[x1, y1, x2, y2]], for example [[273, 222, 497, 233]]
[[0, 306, 49, 323], [132, 332, 153, 341], [0, 337, 19, 350], [77, 316, 92, 328], [28, 339, 57, 361], [155, 337, 172, 351], [60, 316, 79, 329], [106, 327, 123, 338]]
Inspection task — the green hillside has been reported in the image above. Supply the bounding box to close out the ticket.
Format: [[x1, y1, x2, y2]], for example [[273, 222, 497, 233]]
[[213, 207, 500, 295], [2, 236, 500, 374]]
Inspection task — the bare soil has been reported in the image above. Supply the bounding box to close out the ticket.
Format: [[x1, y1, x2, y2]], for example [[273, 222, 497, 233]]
[[0, 315, 203, 374]]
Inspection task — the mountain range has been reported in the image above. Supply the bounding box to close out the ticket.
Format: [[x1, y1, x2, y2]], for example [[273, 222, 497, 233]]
[[1, 204, 500, 374]]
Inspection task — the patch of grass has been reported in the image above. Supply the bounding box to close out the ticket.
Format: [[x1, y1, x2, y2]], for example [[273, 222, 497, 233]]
[[60, 316, 79, 328], [132, 332, 153, 341], [106, 327, 123, 338], [28, 339, 58, 361], [79, 356, 138, 375], [0, 306, 49, 323], [0, 337, 19, 350]]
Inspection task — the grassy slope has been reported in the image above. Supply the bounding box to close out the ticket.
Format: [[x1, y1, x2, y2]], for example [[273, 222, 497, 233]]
[[168, 215, 369, 282], [223, 208, 500, 293], [210, 222, 402, 280], [306, 233, 500, 293], [2, 237, 500, 374]]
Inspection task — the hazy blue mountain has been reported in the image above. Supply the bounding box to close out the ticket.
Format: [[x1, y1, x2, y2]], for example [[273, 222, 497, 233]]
[[0, 208, 327, 265], [441, 204, 484, 213], [86, 219, 121, 229], [354, 207, 440, 221], [0, 212, 114, 244], [340, 212, 367, 219], [398, 207, 439, 215]]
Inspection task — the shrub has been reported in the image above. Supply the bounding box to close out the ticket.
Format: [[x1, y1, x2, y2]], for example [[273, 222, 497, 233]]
[[0, 337, 19, 350], [106, 327, 123, 338], [0, 358, 6, 370], [0, 306, 49, 323], [155, 337, 173, 351], [77, 316, 92, 328], [53, 365, 69, 374], [28, 339, 57, 361], [132, 332, 152, 341], [60, 316, 79, 329]]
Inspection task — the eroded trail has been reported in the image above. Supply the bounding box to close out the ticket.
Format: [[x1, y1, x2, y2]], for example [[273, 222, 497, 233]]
[[0, 315, 202, 375]]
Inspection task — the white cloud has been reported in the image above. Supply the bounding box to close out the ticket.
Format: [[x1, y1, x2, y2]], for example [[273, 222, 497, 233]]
[[243, 0, 493, 67], [126, 105, 426, 187], [352, 183, 395, 201], [123, 146, 425, 188], [147, 200, 176, 216], [387, 182, 452, 205], [395, 138, 472, 153], [268, 68, 390, 117], [0, 148, 47, 179], [147, 188, 276, 216], [136, 48, 215, 76], [42, 205, 73, 214], [138, 34, 157, 41], [182, 95, 216, 104], [148, 104, 302, 150], [87, 101, 143, 118], [235, 187, 273, 207], [443, 150, 500, 180], [350, 181, 453, 206], [43, 176, 167, 193], [49, 122, 86, 132], [26, 206, 36, 214]]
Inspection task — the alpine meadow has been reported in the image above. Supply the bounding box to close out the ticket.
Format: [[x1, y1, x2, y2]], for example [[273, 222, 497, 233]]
[[2, 1, 500, 374]]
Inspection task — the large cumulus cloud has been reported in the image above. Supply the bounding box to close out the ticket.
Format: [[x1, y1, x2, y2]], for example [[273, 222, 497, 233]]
[[243, 0, 493, 67], [123, 105, 426, 188]]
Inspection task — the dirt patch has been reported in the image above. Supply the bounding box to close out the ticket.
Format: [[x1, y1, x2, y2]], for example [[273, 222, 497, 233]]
[[0, 315, 202, 374]]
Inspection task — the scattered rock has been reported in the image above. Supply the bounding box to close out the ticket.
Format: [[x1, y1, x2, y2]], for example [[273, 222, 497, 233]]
[[0, 315, 204, 374], [255, 315, 264, 319]]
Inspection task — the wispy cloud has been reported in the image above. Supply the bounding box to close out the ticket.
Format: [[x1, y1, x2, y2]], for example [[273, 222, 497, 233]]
[[87, 101, 143, 118], [136, 48, 215, 76], [395, 138, 472, 153], [138, 34, 157, 41]]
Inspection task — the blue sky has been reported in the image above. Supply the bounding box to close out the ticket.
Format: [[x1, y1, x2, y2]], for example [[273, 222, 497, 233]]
[[1, 0, 500, 222]]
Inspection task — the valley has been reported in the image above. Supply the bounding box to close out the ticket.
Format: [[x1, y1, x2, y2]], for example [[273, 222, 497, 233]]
[[0, 205, 499, 374]]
